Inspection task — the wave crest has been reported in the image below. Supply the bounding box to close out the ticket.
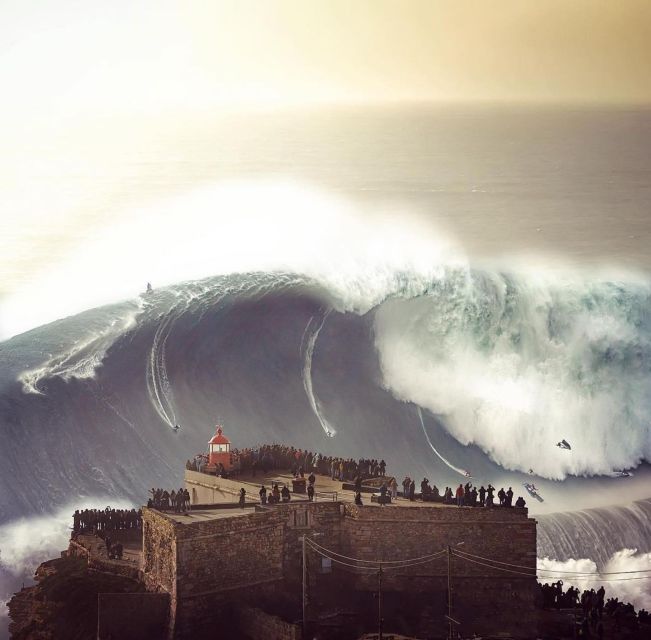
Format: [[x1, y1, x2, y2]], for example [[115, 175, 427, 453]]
[[375, 269, 651, 479]]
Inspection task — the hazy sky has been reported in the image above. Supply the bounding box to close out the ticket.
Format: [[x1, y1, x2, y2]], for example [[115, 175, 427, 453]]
[[1, 0, 650, 120], [2, 1, 651, 337]]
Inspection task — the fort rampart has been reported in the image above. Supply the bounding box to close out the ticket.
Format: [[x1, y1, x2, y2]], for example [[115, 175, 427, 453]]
[[139, 471, 537, 638]]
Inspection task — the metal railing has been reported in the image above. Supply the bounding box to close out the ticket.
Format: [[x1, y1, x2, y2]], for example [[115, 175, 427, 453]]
[[315, 491, 338, 502]]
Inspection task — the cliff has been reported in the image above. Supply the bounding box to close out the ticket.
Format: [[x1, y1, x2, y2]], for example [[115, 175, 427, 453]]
[[8, 556, 146, 640]]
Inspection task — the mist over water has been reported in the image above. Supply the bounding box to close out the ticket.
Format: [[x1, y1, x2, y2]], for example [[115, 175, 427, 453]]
[[0, 498, 134, 640]]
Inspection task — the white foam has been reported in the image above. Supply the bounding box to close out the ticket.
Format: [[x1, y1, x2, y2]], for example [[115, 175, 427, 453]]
[[0, 180, 461, 340], [538, 550, 651, 611], [0, 498, 134, 626], [375, 268, 651, 479], [17, 302, 142, 394]]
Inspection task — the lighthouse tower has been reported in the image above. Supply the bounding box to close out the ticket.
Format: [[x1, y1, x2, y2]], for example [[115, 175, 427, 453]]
[[208, 425, 232, 469]]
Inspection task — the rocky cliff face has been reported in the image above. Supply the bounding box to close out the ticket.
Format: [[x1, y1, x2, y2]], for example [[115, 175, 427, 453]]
[[8, 555, 145, 640], [8, 560, 62, 640]]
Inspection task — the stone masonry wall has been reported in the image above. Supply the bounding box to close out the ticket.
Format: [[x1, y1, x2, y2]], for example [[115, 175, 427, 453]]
[[337, 503, 537, 613], [142, 509, 178, 595], [97, 592, 170, 640], [143, 496, 538, 637], [237, 606, 302, 640], [185, 469, 253, 505], [172, 508, 285, 638], [174, 509, 285, 598]]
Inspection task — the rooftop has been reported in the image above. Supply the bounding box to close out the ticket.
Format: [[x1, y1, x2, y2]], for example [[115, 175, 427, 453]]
[[169, 470, 531, 525]]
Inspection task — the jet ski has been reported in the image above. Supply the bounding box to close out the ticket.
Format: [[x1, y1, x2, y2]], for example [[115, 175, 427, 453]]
[[556, 439, 571, 450], [523, 483, 544, 502], [173, 424, 180, 432], [611, 470, 632, 478], [463, 470, 472, 478]]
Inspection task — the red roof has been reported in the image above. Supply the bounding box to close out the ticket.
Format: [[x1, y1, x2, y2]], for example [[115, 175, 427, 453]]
[[208, 426, 230, 445]]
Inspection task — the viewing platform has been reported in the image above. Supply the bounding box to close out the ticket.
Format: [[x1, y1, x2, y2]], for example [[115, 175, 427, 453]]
[[180, 468, 530, 520]]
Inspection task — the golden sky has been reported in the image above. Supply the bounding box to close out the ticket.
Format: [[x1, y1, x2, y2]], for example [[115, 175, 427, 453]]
[[1, 0, 650, 121]]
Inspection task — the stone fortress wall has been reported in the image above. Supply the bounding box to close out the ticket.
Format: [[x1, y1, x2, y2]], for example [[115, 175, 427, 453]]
[[141, 472, 537, 639]]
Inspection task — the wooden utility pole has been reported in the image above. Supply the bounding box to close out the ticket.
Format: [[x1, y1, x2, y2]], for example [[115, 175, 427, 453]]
[[378, 565, 383, 640], [447, 545, 452, 640], [302, 535, 307, 639]]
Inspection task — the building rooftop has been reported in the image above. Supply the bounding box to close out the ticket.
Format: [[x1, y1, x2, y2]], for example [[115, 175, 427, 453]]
[[164, 505, 258, 523], [171, 470, 531, 525]]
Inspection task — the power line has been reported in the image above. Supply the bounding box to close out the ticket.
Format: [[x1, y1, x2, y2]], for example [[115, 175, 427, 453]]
[[454, 548, 651, 576], [305, 539, 447, 571], [306, 537, 447, 565], [303, 538, 651, 583], [307, 539, 445, 571], [451, 551, 651, 582]]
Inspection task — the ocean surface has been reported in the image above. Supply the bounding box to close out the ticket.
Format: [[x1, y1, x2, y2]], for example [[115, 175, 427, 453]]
[[1, 105, 651, 630]]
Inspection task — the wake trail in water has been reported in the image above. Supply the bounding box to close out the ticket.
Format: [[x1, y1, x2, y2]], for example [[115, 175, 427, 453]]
[[417, 407, 470, 478], [301, 310, 337, 438], [146, 312, 178, 429]]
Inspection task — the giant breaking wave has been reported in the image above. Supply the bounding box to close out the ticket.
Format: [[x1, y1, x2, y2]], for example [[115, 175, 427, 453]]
[[1, 267, 650, 521]]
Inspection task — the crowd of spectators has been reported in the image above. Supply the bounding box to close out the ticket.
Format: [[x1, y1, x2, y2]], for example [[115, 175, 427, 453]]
[[71, 507, 142, 561], [148, 487, 190, 512], [72, 507, 141, 533], [400, 478, 527, 508], [185, 442, 534, 509], [539, 581, 650, 636], [187, 444, 387, 482]]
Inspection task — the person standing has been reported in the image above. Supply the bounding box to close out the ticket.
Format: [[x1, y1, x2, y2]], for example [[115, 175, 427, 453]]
[[456, 484, 464, 507], [389, 477, 398, 500], [259, 485, 267, 505], [409, 479, 416, 501], [239, 488, 246, 508], [486, 484, 495, 507]]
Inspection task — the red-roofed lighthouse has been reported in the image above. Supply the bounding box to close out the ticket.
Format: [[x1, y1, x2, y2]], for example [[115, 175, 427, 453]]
[[208, 425, 232, 469]]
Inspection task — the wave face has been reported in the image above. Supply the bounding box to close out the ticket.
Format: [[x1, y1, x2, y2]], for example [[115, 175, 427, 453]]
[[538, 499, 651, 567], [0, 268, 650, 527]]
